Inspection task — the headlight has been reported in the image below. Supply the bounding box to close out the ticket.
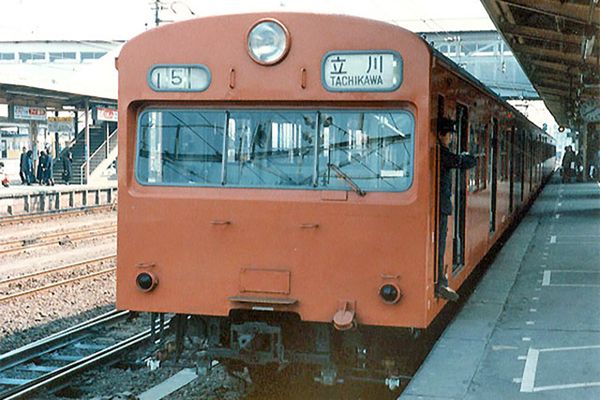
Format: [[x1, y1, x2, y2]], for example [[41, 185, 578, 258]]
[[247, 19, 290, 65], [379, 284, 402, 304], [136, 272, 158, 292]]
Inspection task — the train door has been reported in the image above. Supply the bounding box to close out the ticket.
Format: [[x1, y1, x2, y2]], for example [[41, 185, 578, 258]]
[[528, 133, 533, 193], [0, 140, 6, 158], [509, 126, 515, 212], [489, 118, 498, 233], [519, 129, 525, 203], [452, 104, 468, 271]]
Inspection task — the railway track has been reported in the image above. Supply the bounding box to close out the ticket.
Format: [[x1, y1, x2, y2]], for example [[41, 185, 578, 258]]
[[0, 224, 117, 256], [0, 204, 116, 227], [0, 255, 116, 303], [0, 310, 160, 400]]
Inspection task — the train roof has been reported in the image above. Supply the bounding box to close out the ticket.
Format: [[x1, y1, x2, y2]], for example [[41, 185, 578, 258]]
[[430, 45, 554, 143]]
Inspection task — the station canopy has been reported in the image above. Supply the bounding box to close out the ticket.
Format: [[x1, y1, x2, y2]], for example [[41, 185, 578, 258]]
[[0, 45, 119, 110], [481, 0, 600, 126]]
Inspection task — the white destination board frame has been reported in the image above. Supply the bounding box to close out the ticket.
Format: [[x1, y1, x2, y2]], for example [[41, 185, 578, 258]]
[[322, 50, 403, 92]]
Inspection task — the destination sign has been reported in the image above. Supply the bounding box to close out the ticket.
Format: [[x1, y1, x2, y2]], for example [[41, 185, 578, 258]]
[[148, 64, 211, 92], [322, 51, 402, 92]]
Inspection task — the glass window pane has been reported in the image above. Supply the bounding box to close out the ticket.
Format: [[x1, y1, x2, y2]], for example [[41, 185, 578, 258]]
[[136, 109, 414, 192], [225, 111, 316, 187], [317, 111, 414, 191], [137, 110, 225, 185]]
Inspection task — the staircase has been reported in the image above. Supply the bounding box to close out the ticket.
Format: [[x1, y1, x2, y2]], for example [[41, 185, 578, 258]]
[[54, 122, 117, 185]]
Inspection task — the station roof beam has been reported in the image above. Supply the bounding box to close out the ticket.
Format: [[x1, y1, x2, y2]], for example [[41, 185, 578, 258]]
[[481, 0, 600, 127]]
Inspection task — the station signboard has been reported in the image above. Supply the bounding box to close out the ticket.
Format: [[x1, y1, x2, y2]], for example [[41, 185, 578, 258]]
[[48, 116, 74, 133], [96, 106, 118, 122], [13, 105, 47, 121]]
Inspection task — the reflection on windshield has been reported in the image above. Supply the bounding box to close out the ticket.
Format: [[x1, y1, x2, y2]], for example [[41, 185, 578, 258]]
[[137, 109, 414, 192]]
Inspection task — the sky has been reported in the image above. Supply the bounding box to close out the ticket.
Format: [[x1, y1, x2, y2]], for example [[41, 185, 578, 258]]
[[0, 0, 496, 41]]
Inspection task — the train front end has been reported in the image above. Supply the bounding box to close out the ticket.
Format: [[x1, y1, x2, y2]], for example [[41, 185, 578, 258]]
[[117, 13, 437, 383]]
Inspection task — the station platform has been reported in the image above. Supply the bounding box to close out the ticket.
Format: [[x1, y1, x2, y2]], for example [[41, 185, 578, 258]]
[[401, 177, 600, 400], [0, 182, 117, 217]]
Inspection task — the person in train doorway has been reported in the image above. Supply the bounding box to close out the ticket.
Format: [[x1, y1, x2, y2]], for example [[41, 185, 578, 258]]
[[436, 117, 476, 302], [19, 147, 28, 184]]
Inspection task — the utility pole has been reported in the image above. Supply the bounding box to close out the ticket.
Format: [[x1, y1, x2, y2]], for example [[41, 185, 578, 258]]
[[152, 0, 167, 27]]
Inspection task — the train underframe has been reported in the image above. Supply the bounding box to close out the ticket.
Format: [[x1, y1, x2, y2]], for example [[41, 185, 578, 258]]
[[169, 310, 416, 390]]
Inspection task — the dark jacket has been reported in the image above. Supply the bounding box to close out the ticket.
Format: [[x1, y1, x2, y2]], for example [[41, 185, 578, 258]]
[[439, 145, 477, 215], [19, 152, 27, 171]]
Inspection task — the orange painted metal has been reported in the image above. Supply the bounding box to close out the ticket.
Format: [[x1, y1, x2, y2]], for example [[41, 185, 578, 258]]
[[116, 13, 554, 330]]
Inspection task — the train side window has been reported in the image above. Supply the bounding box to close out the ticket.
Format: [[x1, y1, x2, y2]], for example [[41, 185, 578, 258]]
[[468, 122, 487, 192], [499, 129, 508, 181]]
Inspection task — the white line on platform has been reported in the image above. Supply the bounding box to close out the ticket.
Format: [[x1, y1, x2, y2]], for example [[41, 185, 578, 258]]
[[550, 235, 556, 244], [542, 271, 552, 286], [513, 378, 523, 383], [526, 321, 535, 325], [540, 344, 600, 352], [520, 348, 539, 392], [522, 337, 531, 341], [518, 356, 527, 361], [533, 382, 600, 392], [532, 297, 539, 301], [530, 309, 537, 312]]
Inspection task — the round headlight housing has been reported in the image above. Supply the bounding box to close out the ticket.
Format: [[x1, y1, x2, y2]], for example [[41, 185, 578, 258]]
[[379, 284, 402, 304], [136, 272, 158, 292], [247, 19, 290, 65]]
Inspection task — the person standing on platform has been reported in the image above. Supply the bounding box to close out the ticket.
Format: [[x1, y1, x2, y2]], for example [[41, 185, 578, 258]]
[[62, 149, 73, 184], [561, 146, 576, 183], [0, 162, 8, 187], [44, 150, 54, 186], [37, 150, 46, 184], [436, 118, 476, 302], [25, 150, 34, 185], [19, 147, 27, 184]]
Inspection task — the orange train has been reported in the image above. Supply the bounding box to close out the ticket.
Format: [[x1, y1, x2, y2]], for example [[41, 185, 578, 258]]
[[116, 13, 555, 386]]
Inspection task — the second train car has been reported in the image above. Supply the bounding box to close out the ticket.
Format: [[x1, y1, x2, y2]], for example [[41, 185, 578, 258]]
[[116, 13, 555, 387]]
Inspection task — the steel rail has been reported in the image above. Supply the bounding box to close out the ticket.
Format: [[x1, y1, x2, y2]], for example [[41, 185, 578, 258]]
[[0, 255, 115, 286], [0, 317, 169, 400], [0, 223, 116, 247], [0, 309, 128, 370], [0, 204, 116, 227], [0, 268, 116, 303], [0, 226, 116, 256]]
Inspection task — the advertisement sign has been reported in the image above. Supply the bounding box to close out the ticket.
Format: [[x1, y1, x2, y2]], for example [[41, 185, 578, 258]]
[[48, 116, 74, 133], [96, 106, 118, 122], [14, 105, 47, 121]]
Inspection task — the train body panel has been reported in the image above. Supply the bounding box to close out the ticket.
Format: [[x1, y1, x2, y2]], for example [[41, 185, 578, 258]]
[[116, 12, 555, 377]]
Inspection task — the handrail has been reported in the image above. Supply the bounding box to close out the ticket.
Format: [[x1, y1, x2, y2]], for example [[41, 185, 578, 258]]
[[80, 128, 118, 183]]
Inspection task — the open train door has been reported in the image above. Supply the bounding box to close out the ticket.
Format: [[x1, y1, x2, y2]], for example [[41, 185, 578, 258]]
[[489, 118, 498, 233], [452, 104, 469, 271]]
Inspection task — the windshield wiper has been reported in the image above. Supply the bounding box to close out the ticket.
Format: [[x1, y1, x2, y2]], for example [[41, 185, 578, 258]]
[[327, 163, 366, 196]]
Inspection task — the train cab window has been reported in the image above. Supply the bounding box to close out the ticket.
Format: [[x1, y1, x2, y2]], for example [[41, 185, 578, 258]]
[[137, 110, 225, 185], [317, 111, 414, 191], [135, 109, 414, 192], [225, 111, 316, 187]]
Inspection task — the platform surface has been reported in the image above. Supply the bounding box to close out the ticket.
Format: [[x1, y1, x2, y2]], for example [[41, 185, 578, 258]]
[[401, 177, 600, 400]]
